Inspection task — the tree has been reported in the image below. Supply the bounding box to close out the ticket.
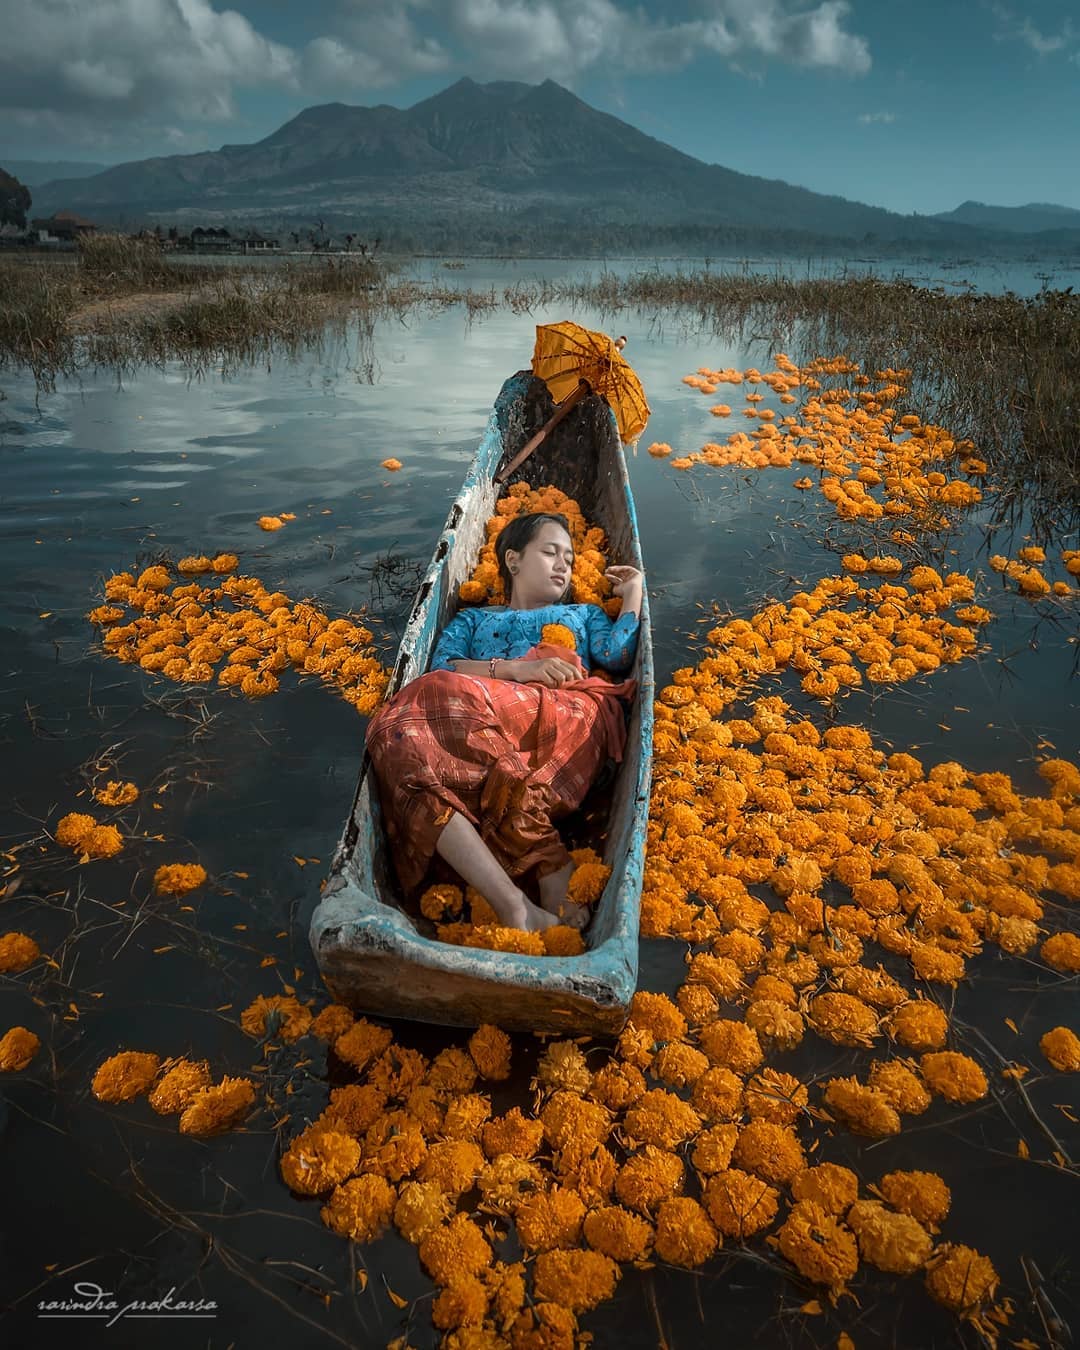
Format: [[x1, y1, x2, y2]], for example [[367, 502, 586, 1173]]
[[0, 167, 32, 229]]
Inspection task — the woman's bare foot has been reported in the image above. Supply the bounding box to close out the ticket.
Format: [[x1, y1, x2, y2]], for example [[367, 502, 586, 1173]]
[[538, 863, 591, 931], [501, 887, 559, 932]]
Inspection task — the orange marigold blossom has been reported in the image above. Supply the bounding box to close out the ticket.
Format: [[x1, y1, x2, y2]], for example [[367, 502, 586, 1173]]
[[790, 1163, 859, 1215], [153, 863, 208, 896], [1040, 1026, 1080, 1072], [394, 1181, 453, 1244], [925, 1244, 998, 1315], [92, 1050, 161, 1102], [239, 993, 313, 1043], [653, 1197, 719, 1267], [419, 1214, 493, 1286], [0, 1026, 40, 1072], [0, 932, 40, 974], [704, 1168, 780, 1239], [773, 1200, 858, 1289], [532, 1248, 620, 1313], [148, 1058, 211, 1114], [178, 1076, 256, 1136], [581, 1205, 654, 1261], [847, 1199, 932, 1274], [919, 1051, 988, 1103], [280, 1128, 362, 1195], [93, 780, 139, 806], [322, 1174, 396, 1242], [876, 1170, 951, 1230]]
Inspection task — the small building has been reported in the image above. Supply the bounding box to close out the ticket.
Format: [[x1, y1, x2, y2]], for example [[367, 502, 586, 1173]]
[[31, 210, 98, 243], [239, 233, 280, 253], [190, 226, 236, 251]]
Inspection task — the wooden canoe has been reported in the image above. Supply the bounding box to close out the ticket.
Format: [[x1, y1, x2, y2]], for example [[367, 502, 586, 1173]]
[[308, 369, 654, 1035]]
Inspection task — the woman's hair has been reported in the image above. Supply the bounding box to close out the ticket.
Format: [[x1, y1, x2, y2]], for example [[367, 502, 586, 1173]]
[[495, 512, 573, 604]]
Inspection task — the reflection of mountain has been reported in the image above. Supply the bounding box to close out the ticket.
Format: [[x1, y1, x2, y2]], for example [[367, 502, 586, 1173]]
[[27, 79, 1080, 254]]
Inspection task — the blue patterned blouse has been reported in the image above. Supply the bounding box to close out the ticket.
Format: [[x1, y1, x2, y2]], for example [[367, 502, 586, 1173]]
[[428, 603, 641, 677]]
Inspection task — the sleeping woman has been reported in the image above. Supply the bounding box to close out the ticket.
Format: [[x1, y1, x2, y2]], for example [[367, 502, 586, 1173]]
[[364, 511, 643, 932]]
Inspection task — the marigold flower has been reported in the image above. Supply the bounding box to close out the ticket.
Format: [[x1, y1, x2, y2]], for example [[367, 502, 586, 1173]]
[[925, 1243, 998, 1315], [703, 1168, 779, 1239], [380, 458, 403, 471], [0, 1026, 40, 1072], [744, 999, 804, 1052], [582, 1205, 654, 1261], [886, 1000, 949, 1051], [587, 1060, 646, 1112], [178, 1075, 256, 1135], [321, 1174, 396, 1242], [360, 1110, 427, 1181], [809, 992, 880, 1047], [774, 1200, 858, 1289], [651, 1041, 709, 1088], [334, 1018, 393, 1071], [541, 623, 577, 652], [1040, 1026, 1080, 1072], [1041, 931, 1080, 972], [653, 1197, 718, 1267], [919, 1051, 988, 1103], [394, 1180, 453, 1243], [877, 1170, 951, 1230], [467, 1023, 512, 1081], [239, 993, 312, 1043], [0, 931, 40, 974], [847, 1199, 932, 1274], [419, 1140, 486, 1196], [258, 515, 284, 531], [513, 1184, 585, 1251], [441, 1091, 492, 1141], [92, 1050, 161, 1102], [628, 991, 687, 1044], [614, 1146, 685, 1215], [532, 1248, 620, 1314], [148, 1057, 211, 1114], [281, 1128, 361, 1195], [93, 780, 139, 807], [419, 1214, 493, 1286], [744, 1068, 807, 1126], [540, 1090, 610, 1152], [822, 1077, 901, 1137], [310, 1004, 355, 1041], [54, 812, 97, 849], [866, 1059, 931, 1114], [623, 1089, 702, 1150], [697, 1019, 763, 1074], [319, 1083, 388, 1136], [481, 1106, 544, 1161], [536, 1040, 592, 1095], [567, 862, 610, 906], [690, 1066, 744, 1122], [427, 1046, 479, 1096], [431, 1277, 488, 1331], [790, 1162, 858, 1215], [732, 1120, 806, 1186], [80, 824, 124, 859]]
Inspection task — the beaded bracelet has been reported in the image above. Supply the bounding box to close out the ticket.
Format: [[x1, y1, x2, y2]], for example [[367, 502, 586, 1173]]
[[489, 656, 501, 679]]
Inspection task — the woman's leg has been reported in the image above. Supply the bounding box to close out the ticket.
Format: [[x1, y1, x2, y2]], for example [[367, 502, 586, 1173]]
[[538, 862, 589, 930], [434, 810, 558, 931]]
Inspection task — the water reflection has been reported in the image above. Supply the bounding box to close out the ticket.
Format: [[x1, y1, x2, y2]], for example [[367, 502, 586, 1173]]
[[0, 270, 1077, 1348]]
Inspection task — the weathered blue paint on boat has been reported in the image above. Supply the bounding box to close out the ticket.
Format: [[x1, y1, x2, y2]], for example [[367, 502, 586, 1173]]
[[308, 369, 654, 1035]]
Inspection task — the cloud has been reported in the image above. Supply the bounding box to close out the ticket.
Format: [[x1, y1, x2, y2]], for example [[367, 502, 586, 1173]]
[[443, 0, 871, 81], [857, 110, 895, 124], [989, 3, 1076, 56], [0, 0, 871, 154]]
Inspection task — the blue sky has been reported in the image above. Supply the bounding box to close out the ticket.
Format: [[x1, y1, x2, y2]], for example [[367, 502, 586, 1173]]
[[2, 0, 1078, 214]]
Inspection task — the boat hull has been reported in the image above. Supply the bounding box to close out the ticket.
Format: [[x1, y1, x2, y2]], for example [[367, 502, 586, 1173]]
[[309, 370, 653, 1035]]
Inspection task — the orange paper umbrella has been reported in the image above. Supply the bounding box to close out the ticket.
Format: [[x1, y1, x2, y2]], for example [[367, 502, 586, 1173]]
[[533, 321, 650, 443], [494, 322, 650, 484]]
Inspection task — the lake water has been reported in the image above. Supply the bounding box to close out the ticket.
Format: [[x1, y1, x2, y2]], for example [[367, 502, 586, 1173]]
[[1, 257, 1077, 1348]]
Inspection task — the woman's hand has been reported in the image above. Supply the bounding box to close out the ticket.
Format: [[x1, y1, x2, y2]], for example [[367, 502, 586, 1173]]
[[604, 564, 643, 598], [513, 657, 581, 688]]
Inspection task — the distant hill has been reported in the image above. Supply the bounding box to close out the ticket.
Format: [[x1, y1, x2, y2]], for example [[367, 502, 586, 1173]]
[[27, 80, 1080, 255], [931, 200, 1080, 234], [3, 159, 110, 187]]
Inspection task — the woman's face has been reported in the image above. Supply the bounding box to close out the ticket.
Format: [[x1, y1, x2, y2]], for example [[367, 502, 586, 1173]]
[[509, 521, 574, 604]]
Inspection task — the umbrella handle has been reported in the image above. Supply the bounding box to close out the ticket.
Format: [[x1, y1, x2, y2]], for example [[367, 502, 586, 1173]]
[[494, 379, 590, 485]]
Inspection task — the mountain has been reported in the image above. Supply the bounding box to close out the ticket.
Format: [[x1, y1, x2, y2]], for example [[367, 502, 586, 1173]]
[[3, 159, 110, 187], [931, 200, 1080, 234], [26, 79, 1080, 253]]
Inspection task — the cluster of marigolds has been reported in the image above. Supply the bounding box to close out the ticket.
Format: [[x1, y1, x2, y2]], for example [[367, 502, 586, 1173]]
[[85, 551, 390, 716], [2, 355, 1079, 1349]]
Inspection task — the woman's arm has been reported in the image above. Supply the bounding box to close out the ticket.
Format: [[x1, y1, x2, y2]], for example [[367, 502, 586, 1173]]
[[584, 605, 641, 673], [428, 610, 477, 672]]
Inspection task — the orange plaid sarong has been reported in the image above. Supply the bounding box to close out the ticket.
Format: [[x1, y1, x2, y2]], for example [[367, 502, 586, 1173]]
[[365, 643, 636, 900]]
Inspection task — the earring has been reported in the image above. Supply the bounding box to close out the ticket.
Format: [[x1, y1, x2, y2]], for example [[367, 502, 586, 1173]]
[[510, 566, 518, 574]]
